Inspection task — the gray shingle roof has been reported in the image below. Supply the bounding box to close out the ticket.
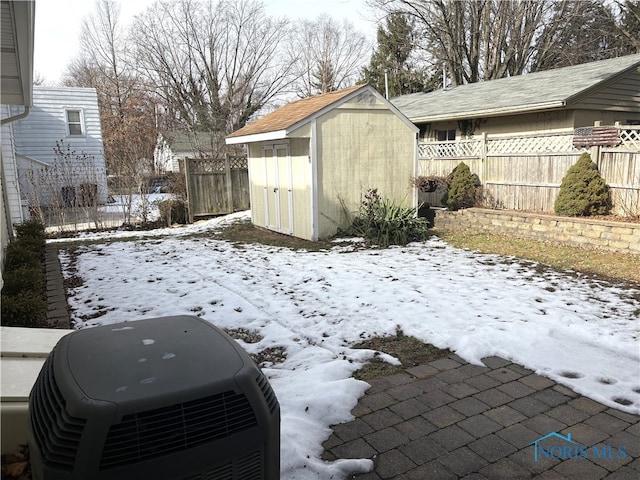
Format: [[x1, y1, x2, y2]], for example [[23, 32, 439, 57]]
[[392, 54, 640, 122]]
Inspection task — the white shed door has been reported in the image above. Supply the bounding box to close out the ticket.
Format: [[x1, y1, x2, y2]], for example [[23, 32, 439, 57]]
[[262, 144, 292, 234]]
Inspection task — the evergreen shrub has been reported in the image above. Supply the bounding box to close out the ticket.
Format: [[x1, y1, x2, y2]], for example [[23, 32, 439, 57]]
[[1, 292, 48, 328], [1, 219, 48, 328], [2, 266, 44, 296], [554, 153, 611, 216], [442, 162, 481, 211]]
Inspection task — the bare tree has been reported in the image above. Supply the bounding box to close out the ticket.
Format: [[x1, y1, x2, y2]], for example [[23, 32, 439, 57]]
[[64, 0, 158, 225], [288, 15, 371, 97], [368, 0, 638, 86], [129, 0, 295, 151]]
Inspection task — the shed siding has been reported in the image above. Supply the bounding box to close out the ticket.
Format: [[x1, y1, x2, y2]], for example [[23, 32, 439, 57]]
[[10, 87, 107, 204], [572, 69, 640, 111], [316, 108, 416, 239], [247, 143, 267, 230], [289, 138, 312, 240]]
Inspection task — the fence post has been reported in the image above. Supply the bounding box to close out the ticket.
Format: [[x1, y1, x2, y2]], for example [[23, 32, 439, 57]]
[[184, 157, 194, 223], [225, 154, 233, 213], [481, 132, 488, 184]]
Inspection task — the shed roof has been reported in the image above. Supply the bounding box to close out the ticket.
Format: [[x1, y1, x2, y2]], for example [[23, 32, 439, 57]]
[[226, 84, 416, 144], [392, 54, 640, 123], [226, 85, 364, 143]]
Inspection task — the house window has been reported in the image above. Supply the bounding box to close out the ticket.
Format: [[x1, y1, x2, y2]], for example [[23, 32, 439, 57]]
[[66, 109, 84, 136], [437, 129, 456, 141]]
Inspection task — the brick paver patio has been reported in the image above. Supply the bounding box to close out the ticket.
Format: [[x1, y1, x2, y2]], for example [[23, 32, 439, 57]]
[[322, 355, 640, 479]]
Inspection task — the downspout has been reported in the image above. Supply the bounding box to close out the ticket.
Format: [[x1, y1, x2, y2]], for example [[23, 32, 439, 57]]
[[1, 106, 31, 242], [1, 106, 30, 125], [1, 105, 31, 286]]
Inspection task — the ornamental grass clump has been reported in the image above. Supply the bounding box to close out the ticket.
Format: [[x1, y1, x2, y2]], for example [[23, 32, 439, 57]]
[[346, 188, 430, 247], [442, 162, 481, 211], [554, 153, 611, 216]]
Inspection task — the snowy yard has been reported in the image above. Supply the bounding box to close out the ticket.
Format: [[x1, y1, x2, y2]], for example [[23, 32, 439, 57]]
[[54, 212, 640, 479]]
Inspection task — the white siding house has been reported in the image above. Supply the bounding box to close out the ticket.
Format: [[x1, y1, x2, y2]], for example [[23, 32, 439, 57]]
[[1, 0, 35, 283], [7, 86, 107, 218]]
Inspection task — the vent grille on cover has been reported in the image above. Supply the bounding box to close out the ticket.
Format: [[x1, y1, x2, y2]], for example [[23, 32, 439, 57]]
[[100, 391, 257, 469], [29, 353, 86, 471], [255, 373, 278, 414]]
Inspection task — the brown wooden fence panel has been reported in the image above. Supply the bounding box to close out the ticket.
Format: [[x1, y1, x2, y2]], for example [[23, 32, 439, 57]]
[[184, 156, 248, 221]]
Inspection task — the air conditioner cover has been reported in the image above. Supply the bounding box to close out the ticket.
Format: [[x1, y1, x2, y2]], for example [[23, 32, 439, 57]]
[[28, 315, 280, 480]]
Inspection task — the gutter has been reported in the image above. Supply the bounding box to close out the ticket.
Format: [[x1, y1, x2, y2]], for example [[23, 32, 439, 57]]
[[1, 106, 30, 126], [408, 100, 566, 123]]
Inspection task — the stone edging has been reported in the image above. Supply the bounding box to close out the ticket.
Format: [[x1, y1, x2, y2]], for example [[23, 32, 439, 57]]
[[432, 208, 640, 254], [45, 244, 70, 329]]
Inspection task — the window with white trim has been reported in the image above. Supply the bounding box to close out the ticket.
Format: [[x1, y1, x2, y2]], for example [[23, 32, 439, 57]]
[[66, 109, 84, 136]]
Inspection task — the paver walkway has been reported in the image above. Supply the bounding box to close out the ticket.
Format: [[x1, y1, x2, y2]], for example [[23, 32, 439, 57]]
[[322, 354, 640, 479]]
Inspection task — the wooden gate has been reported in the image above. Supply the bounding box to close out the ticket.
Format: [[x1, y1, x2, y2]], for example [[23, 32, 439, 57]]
[[184, 155, 249, 222]]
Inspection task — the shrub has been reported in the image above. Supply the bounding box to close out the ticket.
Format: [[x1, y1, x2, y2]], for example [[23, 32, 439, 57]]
[[554, 153, 611, 216], [4, 243, 41, 271], [442, 162, 481, 211], [158, 198, 188, 226], [15, 219, 46, 241], [1, 219, 47, 328], [345, 188, 430, 247], [1, 291, 48, 328], [2, 266, 44, 296]]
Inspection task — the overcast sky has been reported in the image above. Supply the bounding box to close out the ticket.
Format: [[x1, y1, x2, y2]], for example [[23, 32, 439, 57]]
[[34, 0, 377, 85]]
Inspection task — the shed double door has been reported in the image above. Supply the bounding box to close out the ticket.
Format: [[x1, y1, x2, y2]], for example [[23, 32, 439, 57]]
[[263, 144, 293, 234]]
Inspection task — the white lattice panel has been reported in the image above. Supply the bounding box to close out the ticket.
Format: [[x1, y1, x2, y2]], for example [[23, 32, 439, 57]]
[[619, 127, 640, 151], [418, 140, 482, 159], [487, 134, 578, 155]]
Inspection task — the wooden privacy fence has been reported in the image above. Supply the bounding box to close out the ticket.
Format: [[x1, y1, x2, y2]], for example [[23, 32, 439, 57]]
[[418, 126, 640, 216], [184, 155, 249, 222]]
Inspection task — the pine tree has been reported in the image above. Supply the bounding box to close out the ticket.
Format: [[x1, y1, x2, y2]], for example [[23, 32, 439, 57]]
[[442, 162, 480, 211], [554, 153, 611, 217], [361, 13, 429, 97]]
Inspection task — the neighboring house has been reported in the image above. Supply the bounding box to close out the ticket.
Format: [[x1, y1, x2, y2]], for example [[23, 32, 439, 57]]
[[226, 84, 418, 241], [392, 54, 640, 214], [7, 86, 108, 216], [155, 131, 223, 173], [393, 54, 640, 143], [1, 0, 35, 282]]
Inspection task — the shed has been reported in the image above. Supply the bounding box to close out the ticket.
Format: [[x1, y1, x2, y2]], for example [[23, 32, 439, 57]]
[[226, 84, 418, 241]]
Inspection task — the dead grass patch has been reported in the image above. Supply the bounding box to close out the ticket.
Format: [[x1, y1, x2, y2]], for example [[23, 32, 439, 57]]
[[214, 219, 333, 252], [435, 230, 640, 285], [353, 327, 450, 381]]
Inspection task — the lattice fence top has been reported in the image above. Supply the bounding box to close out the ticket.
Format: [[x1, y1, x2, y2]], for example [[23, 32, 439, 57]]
[[418, 140, 482, 159], [619, 127, 640, 151], [190, 158, 226, 173], [229, 156, 248, 169], [418, 127, 639, 159], [487, 134, 579, 155], [188, 156, 247, 173]]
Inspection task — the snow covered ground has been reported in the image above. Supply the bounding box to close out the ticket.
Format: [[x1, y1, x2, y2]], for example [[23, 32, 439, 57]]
[[54, 212, 640, 479]]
